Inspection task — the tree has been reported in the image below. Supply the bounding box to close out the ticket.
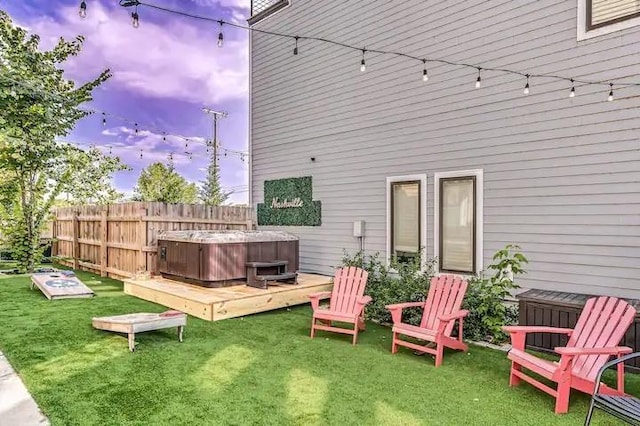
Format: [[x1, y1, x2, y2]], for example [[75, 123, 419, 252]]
[[0, 11, 127, 272], [199, 160, 230, 206], [134, 162, 198, 204]]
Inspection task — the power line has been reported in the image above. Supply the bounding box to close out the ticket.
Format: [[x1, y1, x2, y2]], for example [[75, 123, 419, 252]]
[[0, 74, 249, 160]]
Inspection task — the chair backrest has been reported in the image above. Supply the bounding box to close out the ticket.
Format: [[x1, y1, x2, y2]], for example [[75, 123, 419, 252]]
[[567, 296, 636, 381], [329, 267, 369, 314], [420, 275, 468, 335]]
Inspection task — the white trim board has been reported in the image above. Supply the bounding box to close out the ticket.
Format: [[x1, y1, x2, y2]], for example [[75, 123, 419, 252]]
[[577, 0, 640, 40], [433, 169, 484, 275]]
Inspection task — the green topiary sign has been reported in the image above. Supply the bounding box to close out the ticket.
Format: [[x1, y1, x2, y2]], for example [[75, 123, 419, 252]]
[[257, 176, 321, 226]]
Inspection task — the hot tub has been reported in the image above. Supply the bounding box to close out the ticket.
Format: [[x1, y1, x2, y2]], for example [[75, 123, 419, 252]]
[[156, 230, 299, 287]]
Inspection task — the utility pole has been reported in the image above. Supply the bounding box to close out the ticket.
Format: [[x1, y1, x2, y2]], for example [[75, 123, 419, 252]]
[[200, 107, 229, 206], [202, 107, 228, 171]]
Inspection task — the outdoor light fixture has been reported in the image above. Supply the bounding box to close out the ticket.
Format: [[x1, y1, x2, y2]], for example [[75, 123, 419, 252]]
[[102, 112, 106, 126], [422, 59, 429, 82], [523, 74, 530, 95], [360, 49, 366, 72], [475, 67, 482, 88], [132, 10, 140, 28], [79, 1, 87, 18], [570, 79, 576, 98], [608, 83, 614, 101], [217, 20, 224, 48], [293, 36, 299, 55]]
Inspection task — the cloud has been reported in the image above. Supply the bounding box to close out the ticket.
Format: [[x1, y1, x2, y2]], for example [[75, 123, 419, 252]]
[[23, 1, 248, 105], [190, 0, 250, 9], [101, 128, 118, 136]]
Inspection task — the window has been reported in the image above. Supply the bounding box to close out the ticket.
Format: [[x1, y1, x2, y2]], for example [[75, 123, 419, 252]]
[[578, 0, 640, 39], [386, 175, 427, 265], [434, 170, 483, 274], [248, 0, 290, 25]]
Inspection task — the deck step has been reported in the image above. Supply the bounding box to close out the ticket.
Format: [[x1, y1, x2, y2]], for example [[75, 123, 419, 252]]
[[246, 260, 288, 268], [255, 272, 297, 282]]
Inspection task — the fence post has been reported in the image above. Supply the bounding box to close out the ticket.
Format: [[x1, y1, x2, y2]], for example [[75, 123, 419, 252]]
[[72, 209, 80, 270], [138, 207, 147, 273], [100, 206, 108, 277], [51, 215, 58, 257]]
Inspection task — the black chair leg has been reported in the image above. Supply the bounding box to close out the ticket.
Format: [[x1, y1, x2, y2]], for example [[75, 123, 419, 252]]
[[584, 399, 596, 426]]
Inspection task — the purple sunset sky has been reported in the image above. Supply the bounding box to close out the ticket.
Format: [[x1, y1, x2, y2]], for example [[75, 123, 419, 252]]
[[4, 0, 250, 203]]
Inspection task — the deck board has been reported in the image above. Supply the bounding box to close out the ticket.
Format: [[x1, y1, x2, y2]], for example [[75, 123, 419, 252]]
[[123, 273, 333, 321]]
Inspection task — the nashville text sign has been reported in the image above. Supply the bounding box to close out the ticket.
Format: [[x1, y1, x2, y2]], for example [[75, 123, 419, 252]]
[[257, 176, 321, 226]]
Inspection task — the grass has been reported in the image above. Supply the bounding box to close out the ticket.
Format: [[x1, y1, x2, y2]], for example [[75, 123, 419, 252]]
[[0, 268, 632, 425]]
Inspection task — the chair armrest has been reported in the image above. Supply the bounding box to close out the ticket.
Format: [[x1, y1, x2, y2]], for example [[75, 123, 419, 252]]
[[437, 310, 469, 322], [504, 326, 574, 351], [502, 326, 573, 336], [309, 291, 332, 311], [385, 302, 424, 324], [385, 302, 424, 311], [555, 346, 633, 356], [357, 295, 372, 305]]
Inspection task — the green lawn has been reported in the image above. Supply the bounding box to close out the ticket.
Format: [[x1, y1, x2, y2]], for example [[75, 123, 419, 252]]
[[0, 269, 631, 425]]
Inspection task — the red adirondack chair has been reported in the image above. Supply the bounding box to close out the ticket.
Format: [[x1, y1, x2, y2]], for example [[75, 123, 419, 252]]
[[308, 266, 371, 345], [386, 275, 469, 367], [503, 296, 636, 414]]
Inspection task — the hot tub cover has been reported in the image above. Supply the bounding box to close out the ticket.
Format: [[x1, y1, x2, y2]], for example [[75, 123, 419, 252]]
[[157, 230, 299, 243]]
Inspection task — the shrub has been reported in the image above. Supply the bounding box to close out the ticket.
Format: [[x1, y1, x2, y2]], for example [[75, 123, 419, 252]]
[[462, 244, 528, 343], [340, 250, 435, 325]]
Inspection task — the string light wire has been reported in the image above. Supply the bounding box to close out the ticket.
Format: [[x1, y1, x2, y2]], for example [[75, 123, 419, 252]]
[[114, 0, 639, 92]]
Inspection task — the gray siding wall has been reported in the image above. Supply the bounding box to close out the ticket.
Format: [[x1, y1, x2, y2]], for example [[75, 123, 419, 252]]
[[250, 0, 640, 298]]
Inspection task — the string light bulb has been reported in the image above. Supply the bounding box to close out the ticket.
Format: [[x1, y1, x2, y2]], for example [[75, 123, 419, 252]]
[[293, 36, 299, 55], [139, 149, 143, 159], [132, 8, 139, 28], [102, 112, 106, 126], [523, 74, 530, 95], [422, 59, 429, 82], [217, 20, 224, 47], [134, 123, 138, 134], [360, 49, 366, 72], [608, 83, 614, 101], [163, 132, 166, 142], [475, 67, 482, 88], [79, 1, 87, 18], [569, 79, 576, 98]]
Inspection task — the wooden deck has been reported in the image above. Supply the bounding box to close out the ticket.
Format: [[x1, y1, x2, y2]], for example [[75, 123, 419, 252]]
[[123, 273, 333, 321]]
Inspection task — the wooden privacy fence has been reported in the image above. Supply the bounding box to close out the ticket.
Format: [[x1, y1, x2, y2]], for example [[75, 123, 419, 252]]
[[51, 202, 254, 278]]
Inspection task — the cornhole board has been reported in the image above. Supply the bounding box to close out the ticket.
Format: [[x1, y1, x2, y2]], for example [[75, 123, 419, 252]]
[[92, 311, 187, 352], [30, 272, 95, 300]]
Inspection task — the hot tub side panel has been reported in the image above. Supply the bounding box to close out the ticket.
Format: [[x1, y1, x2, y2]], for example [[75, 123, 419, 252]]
[[157, 240, 201, 280], [247, 241, 299, 273], [201, 242, 248, 281]]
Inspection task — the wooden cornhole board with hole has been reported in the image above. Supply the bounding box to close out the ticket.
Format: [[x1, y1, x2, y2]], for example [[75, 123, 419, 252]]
[[92, 311, 187, 352], [30, 273, 95, 300]]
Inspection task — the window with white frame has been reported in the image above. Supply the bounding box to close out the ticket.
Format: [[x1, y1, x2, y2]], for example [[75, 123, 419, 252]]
[[387, 175, 426, 265], [578, 0, 640, 39], [434, 170, 483, 275]]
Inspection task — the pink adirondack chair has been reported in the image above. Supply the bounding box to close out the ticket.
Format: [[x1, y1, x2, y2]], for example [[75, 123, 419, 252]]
[[386, 275, 469, 367], [308, 266, 371, 345], [503, 296, 636, 414]]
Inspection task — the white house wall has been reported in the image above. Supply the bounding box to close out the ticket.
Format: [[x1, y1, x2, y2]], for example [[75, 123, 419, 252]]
[[250, 0, 640, 298]]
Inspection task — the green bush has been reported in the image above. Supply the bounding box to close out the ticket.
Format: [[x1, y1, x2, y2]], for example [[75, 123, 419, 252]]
[[340, 250, 435, 325], [341, 245, 527, 345], [462, 245, 528, 343]]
